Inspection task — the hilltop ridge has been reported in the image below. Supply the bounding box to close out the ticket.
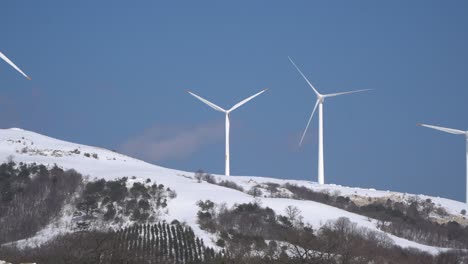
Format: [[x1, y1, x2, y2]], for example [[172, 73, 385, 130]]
[[0, 128, 467, 256]]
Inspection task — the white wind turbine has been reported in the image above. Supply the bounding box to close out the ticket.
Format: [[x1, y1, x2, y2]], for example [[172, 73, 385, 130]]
[[289, 57, 370, 185], [418, 123, 468, 204], [0, 51, 31, 80], [187, 89, 268, 176]]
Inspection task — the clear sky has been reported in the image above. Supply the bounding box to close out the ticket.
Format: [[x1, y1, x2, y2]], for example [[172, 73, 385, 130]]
[[1, 1, 468, 202]]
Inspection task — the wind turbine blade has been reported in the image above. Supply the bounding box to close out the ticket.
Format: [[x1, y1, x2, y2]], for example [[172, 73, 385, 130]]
[[323, 89, 371, 98], [0, 51, 31, 80], [228, 88, 268, 112], [187, 91, 226, 113], [288, 56, 320, 96], [418, 123, 466, 135], [300, 100, 319, 146]]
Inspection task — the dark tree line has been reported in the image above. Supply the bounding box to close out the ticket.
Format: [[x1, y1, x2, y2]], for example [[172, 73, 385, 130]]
[[0, 161, 83, 244], [0, 222, 216, 264], [196, 200, 468, 264], [281, 183, 468, 249]]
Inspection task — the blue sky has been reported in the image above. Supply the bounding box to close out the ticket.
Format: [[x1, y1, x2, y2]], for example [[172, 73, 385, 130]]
[[1, 1, 468, 202]]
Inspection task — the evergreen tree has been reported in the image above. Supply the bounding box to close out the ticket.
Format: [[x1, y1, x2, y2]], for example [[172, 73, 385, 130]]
[[162, 223, 168, 256], [177, 225, 186, 263], [195, 237, 202, 261], [167, 223, 174, 259]]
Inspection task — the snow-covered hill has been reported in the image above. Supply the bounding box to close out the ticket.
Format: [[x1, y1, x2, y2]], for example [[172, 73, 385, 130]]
[[1, 128, 467, 254]]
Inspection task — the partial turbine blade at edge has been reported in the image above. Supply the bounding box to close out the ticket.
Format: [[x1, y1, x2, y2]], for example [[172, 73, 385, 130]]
[[0, 51, 31, 80], [288, 56, 320, 96], [323, 89, 371, 98], [300, 99, 320, 146], [187, 91, 226, 113], [228, 88, 268, 112], [418, 123, 466, 135]]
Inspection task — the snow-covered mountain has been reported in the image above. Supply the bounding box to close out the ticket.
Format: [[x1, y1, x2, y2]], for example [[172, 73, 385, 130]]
[[1, 128, 467, 255]]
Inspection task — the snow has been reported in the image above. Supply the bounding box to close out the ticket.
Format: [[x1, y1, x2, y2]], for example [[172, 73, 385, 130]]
[[0, 128, 466, 254]]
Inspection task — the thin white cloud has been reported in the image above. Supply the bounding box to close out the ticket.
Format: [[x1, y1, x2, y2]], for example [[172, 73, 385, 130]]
[[119, 122, 224, 162]]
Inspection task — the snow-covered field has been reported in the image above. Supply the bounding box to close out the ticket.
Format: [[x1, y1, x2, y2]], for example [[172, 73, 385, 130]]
[[1, 128, 467, 254]]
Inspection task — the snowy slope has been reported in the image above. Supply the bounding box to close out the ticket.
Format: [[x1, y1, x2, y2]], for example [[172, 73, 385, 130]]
[[1, 128, 467, 254]]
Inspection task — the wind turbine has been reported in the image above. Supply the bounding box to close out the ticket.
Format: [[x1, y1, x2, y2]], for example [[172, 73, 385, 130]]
[[418, 123, 468, 204], [288, 56, 370, 185], [187, 89, 268, 176], [0, 51, 31, 80]]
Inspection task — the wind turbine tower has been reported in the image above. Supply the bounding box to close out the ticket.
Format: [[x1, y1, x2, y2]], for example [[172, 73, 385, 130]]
[[187, 89, 268, 176], [418, 123, 468, 204], [289, 57, 370, 185], [0, 51, 31, 80]]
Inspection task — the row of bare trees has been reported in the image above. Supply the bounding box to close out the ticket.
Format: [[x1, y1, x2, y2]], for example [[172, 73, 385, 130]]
[[111, 222, 215, 263]]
